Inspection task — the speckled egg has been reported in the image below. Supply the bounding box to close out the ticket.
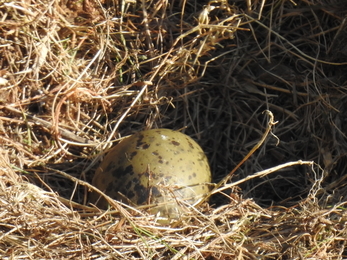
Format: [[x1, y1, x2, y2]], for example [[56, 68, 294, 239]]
[[90, 128, 211, 218]]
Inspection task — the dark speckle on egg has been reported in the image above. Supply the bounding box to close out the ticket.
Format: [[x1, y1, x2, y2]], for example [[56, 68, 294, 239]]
[[136, 134, 145, 147], [111, 165, 133, 179], [124, 165, 134, 175], [127, 190, 135, 200], [104, 162, 115, 174], [129, 151, 137, 160], [125, 181, 132, 189], [171, 140, 180, 146], [150, 186, 162, 197], [136, 186, 149, 204], [142, 143, 150, 149], [105, 180, 116, 193]]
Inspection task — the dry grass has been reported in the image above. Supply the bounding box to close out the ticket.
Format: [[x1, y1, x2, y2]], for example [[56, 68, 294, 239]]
[[1, 0, 347, 259]]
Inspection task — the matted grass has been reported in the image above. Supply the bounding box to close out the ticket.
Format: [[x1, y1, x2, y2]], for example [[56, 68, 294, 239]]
[[1, 0, 347, 259]]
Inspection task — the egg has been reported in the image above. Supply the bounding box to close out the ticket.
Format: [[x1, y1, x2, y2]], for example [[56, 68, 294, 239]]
[[90, 128, 211, 218]]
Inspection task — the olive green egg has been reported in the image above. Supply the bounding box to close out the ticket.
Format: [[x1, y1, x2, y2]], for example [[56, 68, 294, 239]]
[[90, 128, 211, 218]]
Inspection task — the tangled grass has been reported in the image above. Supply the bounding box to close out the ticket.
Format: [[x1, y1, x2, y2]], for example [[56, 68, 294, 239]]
[[0, 0, 347, 258]]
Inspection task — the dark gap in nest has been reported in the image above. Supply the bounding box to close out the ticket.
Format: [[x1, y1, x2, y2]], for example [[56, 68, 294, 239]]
[[244, 165, 312, 207], [27, 160, 93, 205]]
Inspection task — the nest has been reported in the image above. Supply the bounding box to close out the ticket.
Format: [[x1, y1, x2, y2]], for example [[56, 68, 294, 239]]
[[0, 0, 347, 258]]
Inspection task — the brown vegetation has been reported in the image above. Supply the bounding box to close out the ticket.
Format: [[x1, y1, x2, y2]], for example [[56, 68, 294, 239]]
[[0, 0, 347, 259]]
